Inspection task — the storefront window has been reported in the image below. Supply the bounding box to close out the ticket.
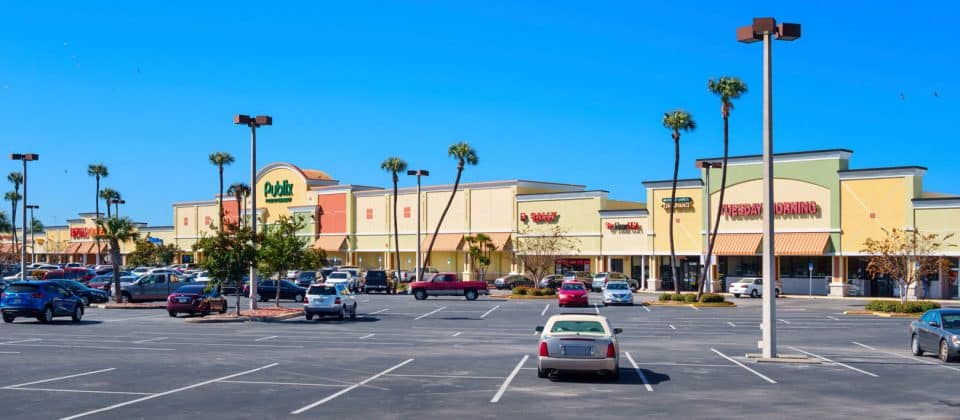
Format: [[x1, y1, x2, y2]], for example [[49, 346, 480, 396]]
[[779, 256, 831, 278], [718, 256, 761, 277], [611, 258, 624, 274], [556, 258, 590, 274]]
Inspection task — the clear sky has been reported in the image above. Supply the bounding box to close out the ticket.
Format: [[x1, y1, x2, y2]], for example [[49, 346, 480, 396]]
[[1, 1, 957, 227]]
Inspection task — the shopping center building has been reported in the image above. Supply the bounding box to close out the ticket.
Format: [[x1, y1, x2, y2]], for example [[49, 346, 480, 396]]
[[164, 148, 960, 299]]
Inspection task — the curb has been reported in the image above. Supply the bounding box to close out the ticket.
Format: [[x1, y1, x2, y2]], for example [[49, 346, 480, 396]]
[[184, 316, 250, 324], [507, 295, 557, 300], [184, 311, 302, 324], [646, 302, 735, 308], [93, 304, 166, 310], [843, 310, 918, 318]]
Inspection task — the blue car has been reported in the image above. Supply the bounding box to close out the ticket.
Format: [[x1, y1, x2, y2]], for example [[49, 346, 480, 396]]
[[1, 281, 85, 323]]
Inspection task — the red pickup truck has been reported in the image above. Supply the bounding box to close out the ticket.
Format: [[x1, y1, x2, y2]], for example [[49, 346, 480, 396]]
[[410, 273, 489, 301]]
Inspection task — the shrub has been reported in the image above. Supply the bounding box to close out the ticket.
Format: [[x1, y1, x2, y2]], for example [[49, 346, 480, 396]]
[[866, 300, 940, 313], [542, 288, 556, 296], [700, 293, 725, 303], [530, 288, 544, 296], [682, 294, 698, 303], [659, 293, 675, 302], [512, 286, 529, 296]]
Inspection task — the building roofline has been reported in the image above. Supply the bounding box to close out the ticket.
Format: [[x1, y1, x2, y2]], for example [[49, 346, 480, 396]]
[[838, 166, 927, 180], [642, 179, 703, 189], [516, 190, 607, 202], [913, 197, 960, 209], [599, 209, 649, 217], [695, 148, 854, 166], [354, 180, 585, 197], [172, 200, 218, 207]]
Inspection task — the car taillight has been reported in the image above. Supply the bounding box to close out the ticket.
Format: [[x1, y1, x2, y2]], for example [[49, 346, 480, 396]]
[[606, 343, 616, 358], [539, 342, 549, 357], [0, 292, 5, 298], [334, 297, 341, 305], [32, 292, 44, 299]]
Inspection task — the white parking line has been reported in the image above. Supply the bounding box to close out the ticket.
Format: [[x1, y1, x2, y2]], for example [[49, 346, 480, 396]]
[[480, 305, 501, 319], [851, 341, 875, 350], [369, 308, 390, 315], [0, 352, 20, 354], [789, 347, 878, 377], [414, 306, 446, 320], [778, 319, 792, 325], [60, 363, 278, 420], [388, 374, 506, 380], [691, 305, 701, 311], [852, 342, 960, 372], [359, 299, 370, 303], [490, 355, 529, 403], [727, 322, 737, 327], [710, 348, 777, 384], [103, 314, 168, 322], [642, 305, 651, 312], [291, 359, 414, 414], [359, 334, 375, 339], [219, 380, 346, 388], [4, 387, 153, 395], [254, 336, 278, 341], [133, 337, 167, 344], [4, 368, 116, 389], [668, 325, 676, 330], [0, 338, 41, 345], [541, 304, 550, 316], [594, 304, 600, 314], [625, 352, 654, 392], [826, 316, 840, 321], [452, 332, 463, 337]]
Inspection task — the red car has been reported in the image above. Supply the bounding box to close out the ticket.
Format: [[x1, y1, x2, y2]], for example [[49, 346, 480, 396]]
[[166, 284, 227, 317], [558, 281, 589, 307], [43, 268, 97, 284]]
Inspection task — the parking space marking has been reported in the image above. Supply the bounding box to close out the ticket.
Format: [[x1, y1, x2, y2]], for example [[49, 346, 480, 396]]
[[290, 358, 414, 414], [594, 304, 601, 314], [387, 374, 505, 380], [359, 299, 370, 303], [414, 306, 446, 320], [452, 332, 462, 337], [727, 322, 736, 327], [625, 352, 654, 392], [5, 387, 154, 396], [60, 363, 278, 420], [541, 304, 550, 316], [851, 341, 875, 350], [691, 305, 701, 311], [102, 314, 168, 322], [1, 343, 176, 351], [642, 305, 651, 312], [0, 338, 41, 345], [710, 349, 777, 384], [254, 336, 278, 341], [490, 355, 529, 403], [788, 347, 878, 377], [359, 334, 375, 339], [0, 351, 20, 354], [852, 342, 960, 372], [219, 380, 346, 388], [826, 316, 840, 320], [668, 325, 676, 330], [778, 319, 791, 325], [369, 308, 389, 315], [4, 368, 116, 389], [480, 305, 500, 319], [133, 337, 167, 344]]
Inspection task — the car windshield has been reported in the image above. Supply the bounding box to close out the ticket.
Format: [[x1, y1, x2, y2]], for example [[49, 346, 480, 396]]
[[550, 320, 606, 335], [594, 274, 605, 278], [942, 314, 960, 329], [307, 286, 337, 295], [606, 283, 629, 290], [175, 285, 205, 294], [299, 272, 316, 279], [737, 279, 754, 284], [561, 283, 585, 291], [329, 273, 347, 279], [4, 284, 37, 293]]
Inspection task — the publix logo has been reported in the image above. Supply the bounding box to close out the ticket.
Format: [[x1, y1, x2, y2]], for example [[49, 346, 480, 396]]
[[264, 180, 294, 203]]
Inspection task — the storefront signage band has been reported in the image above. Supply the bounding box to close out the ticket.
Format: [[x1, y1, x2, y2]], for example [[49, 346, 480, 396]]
[[721, 201, 819, 217], [661, 197, 693, 209], [264, 180, 294, 203], [70, 227, 102, 239], [520, 212, 558, 223], [606, 221, 641, 231]]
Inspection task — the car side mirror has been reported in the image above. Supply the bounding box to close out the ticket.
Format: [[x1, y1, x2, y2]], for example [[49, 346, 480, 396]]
[[613, 328, 623, 335], [535, 326, 544, 332], [929, 321, 941, 328]]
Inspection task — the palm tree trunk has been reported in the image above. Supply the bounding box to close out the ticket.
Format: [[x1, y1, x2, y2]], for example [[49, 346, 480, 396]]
[[9, 201, 16, 252], [105, 198, 112, 219], [423, 166, 463, 269], [111, 240, 122, 303], [218, 166, 224, 232], [697, 111, 732, 300], [275, 270, 282, 307], [669, 135, 680, 295], [95, 177, 102, 265], [392, 173, 401, 293]]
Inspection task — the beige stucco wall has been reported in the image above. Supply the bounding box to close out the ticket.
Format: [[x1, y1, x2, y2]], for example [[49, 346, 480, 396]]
[[469, 187, 516, 233], [425, 190, 468, 233], [840, 177, 909, 253], [712, 178, 832, 233], [915, 207, 960, 255], [355, 195, 388, 235], [601, 216, 650, 255], [651, 187, 702, 255]]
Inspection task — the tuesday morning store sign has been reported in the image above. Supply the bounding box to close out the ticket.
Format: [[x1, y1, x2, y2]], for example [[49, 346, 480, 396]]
[[721, 201, 819, 218], [264, 180, 294, 203]]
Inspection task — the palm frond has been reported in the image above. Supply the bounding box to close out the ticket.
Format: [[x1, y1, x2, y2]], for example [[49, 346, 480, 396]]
[[87, 163, 108, 178], [448, 142, 479, 165], [662, 110, 697, 132], [380, 157, 408, 173]]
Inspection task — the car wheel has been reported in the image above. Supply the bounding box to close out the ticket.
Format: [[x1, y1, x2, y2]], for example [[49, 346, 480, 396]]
[[72, 306, 83, 322], [940, 340, 953, 363], [38, 306, 53, 324], [201, 309, 210, 317], [465, 289, 478, 301], [733, 293, 741, 298], [338, 306, 345, 320], [168, 311, 177, 317], [122, 292, 133, 303], [608, 368, 620, 381], [80, 296, 89, 307], [537, 364, 548, 378], [219, 304, 227, 314], [413, 289, 427, 300], [750, 290, 759, 298], [350, 304, 357, 319], [2, 314, 14, 323], [912, 334, 923, 356], [305, 313, 314, 321], [295, 294, 304, 303]]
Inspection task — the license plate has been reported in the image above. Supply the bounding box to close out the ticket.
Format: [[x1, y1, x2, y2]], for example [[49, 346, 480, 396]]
[[177, 298, 189, 303], [562, 346, 592, 356], [11, 299, 20, 305]]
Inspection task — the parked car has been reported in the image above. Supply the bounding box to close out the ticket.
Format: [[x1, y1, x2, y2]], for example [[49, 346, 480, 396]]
[[116, 273, 192, 302], [166, 284, 227, 317], [563, 271, 593, 290], [131, 267, 152, 276], [558, 281, 589, 308], [88, 274, 137, 293], [294, 271, 319, 288], [325, 271, 358, 292], [363, 270, 393, 293], [728, 278, 781, 298], [539, 274, 565, 289], [494, 274, 535, 290], [247, 280, 307, 303], [64, 263, 83, 268], [50, 279, 109, 306], [1, 281, 85, 323], [535, 313, 622, 379], [42, 268, 97, 284], [286, 270, 301, 280], [303, 283, 357, 320], [911, 309, 960, 362], [409, 273, 489, 301], [592, 272, 632, 292], [602, 281, 633, 306]]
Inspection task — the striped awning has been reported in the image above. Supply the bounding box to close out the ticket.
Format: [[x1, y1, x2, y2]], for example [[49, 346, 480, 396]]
[[66, 242, 85, 255], [775, 233, 830, 256], [472, 233, 512, 251], [712, 234, 762, 256], [421, 234, 464, 252], [313, 235, 347, 252]]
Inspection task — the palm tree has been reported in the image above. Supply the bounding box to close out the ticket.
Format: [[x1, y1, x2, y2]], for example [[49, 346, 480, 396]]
[[96, 216, 139, 303], [99, 188, 119, 218], [209, 152, 235, 232], [380, 157, 408, 293], [698, 77, 748, 300], [662, 111, 696, 295], [422, 142, 478, 270], [88, 164, 109, 264], [227, 182, 251, 228], [0, 211, 10, 233], [7, 172, 22, 251]]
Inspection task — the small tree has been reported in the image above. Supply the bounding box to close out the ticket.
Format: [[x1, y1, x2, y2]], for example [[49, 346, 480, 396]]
[[196, 222, 258, 316], [258, 215, 313, 306], [862, 228, 954, 304], [512, 226, 581, 288], [95, 217, 139, 303], [464, 233, 494, 282], [126, 239, 158, 267]]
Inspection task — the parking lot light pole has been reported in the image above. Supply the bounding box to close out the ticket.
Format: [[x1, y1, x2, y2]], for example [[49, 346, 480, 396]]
[[11, 153, 38, 281], [407, 169, 429, 281], [696, 161, 721, 293], [234, 114, 272, 310], [110, 199, 125, 217], [26, 204, 38, 264], [738, 17, 801, 359]]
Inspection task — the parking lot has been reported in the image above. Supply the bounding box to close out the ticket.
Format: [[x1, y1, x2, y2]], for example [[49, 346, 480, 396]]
[[1, 293, 959, 419]]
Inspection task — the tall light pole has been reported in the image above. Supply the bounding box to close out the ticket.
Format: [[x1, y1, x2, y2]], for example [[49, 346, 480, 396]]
[[26, 204, 38, 264], [407, 169, 429, 281], [737, 17, 800, 359], [110, 199, 126, 217], [11, 153, 38, 281], [234, 114, 272, 310], [696, 161, 721, 293]]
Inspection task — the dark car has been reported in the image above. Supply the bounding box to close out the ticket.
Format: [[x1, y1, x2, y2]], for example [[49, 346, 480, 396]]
[[562, 271, 593, 290], [51, 279, 109, 306], [910, 309, 960, 362], [294, 271, 319, 288], [43, 268, 97, 284], [538, 274, 565, 289], [494, 274, 535, 290], [166, 284, 228, 317], [1, 281, 85, 323], [363, 270, 393, 294], [246, 280, 307, 303]]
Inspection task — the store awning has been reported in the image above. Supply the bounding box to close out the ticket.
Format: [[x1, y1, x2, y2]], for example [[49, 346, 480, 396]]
[[485, 233, 512, 251], [712, 234, 762, 256], [313, 235, 347, 252], [67, 242, 85, 255], [421, 234, 464, 252], [775, 233, 830, 256]]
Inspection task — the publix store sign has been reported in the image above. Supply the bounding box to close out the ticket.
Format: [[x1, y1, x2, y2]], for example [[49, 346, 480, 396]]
[[264, 180, 294, 203]]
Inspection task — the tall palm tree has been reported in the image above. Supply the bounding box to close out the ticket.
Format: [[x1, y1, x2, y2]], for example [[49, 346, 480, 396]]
[[209, 152, 235, 232], [96, 216, 139, 303], [662, 111, 696, 295], [0, 211, 10, 233], [698, 77, 748, 299], [380, 157, 408, 293], [87, 164, 109, 264], [99, 188, 119, 219], [227, 182, 251, 228], [422, 142, 478, 269], [7, 172, 22, 252]]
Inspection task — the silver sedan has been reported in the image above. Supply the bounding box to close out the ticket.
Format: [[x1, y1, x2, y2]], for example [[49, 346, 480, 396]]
[[910, 309, 960, 362], [602, 281, 634, 306], [536, 314, 621, 379]]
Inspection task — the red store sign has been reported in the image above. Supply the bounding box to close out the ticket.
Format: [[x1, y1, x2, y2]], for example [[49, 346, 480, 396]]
[[721, 201, 819, 217], [520, 212, 559, 223], [70, 227, 102, 239], [606, 222, 641, 231]]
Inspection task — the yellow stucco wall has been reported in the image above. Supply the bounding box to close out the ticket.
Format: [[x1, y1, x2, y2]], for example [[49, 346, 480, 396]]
[[355, 234, 389, 252], [651, 188, 702, 254], [469, 187, 515, 233], [712, 178, 832, 233], [840, 177, 909, 253], [175, 206, 199, 238], [395, 192, 419, 234], [915, 207, 960, 255], [601, 216, 649, 255], [355, 195, 388, 234], [256, 166, 308, 222]]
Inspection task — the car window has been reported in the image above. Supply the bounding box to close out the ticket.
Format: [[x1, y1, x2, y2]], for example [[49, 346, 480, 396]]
[[175, 285, 205, 294], [5, 284, 37, 293], [43, 285, 59, 295], [550, 320, 606, 334], [308, 285, 337, 295], [561, 283, 585, 291], [606, 283, 629, 290], [942, 314, 960, 329]]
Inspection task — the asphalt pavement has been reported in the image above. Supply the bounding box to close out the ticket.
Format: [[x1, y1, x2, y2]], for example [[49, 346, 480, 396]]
[[1, 292, 958, 419]]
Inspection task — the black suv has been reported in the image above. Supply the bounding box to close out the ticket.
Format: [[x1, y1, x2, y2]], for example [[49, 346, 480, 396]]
[[363, 270, 393, 294]]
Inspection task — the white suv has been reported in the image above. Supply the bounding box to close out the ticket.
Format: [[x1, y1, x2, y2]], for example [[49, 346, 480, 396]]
[[728, 278, 781, 298], [304, 283, 357, 320], [325, 271, 357, 292]]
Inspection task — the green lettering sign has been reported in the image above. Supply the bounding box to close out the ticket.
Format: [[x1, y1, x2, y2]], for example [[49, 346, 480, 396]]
[[264, 180, 294, 203]]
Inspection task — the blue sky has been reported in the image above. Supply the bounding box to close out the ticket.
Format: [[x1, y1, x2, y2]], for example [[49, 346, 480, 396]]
[[1, 1, 957, 227]]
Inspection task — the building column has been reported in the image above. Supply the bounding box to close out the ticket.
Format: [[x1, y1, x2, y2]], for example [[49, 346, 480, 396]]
[[829, 256, 848, 297], [647, 256, 662, 292]]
